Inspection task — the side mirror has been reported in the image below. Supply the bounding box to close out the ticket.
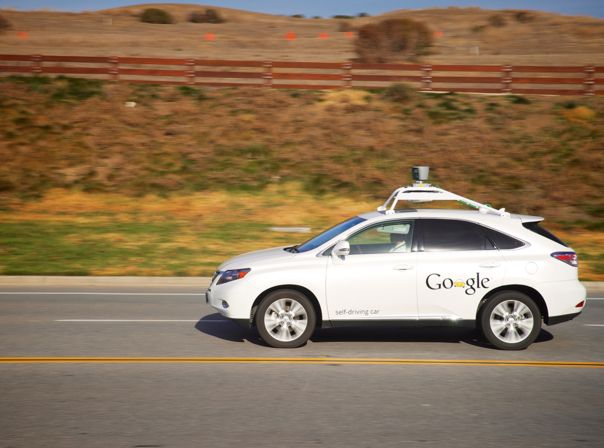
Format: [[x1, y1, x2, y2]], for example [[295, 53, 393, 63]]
[[332, 240, 350, 258]]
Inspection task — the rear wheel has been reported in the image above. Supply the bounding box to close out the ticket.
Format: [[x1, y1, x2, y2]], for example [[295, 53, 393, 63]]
[[256, 289, 316, 348], [480, 291, 541, 350]]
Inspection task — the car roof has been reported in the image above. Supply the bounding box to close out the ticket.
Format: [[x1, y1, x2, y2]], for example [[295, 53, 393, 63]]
[[359, 208, 542, 224]]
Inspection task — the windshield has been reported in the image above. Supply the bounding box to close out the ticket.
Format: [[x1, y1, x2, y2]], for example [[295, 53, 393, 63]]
[[295, 216, 366, 253]]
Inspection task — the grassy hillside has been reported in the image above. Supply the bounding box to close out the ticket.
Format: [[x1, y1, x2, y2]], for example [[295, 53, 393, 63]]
[[0, 4, 603, 64], [0, 76, 603, 279]]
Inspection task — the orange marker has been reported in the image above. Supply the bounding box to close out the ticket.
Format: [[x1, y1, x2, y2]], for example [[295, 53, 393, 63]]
[[319, 32, 329, 39], [17, 31, 29, 40], [345, 31, 354, 39], [434, 30, 444, 38], [285, 31, 297, 41], [204, 32, 216, 42]]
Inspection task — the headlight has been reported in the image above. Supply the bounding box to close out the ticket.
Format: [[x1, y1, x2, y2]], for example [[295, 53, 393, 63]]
[[217, 268, 251, 285]]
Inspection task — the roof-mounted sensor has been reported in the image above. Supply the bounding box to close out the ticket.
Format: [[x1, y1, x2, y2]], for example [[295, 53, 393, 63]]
[[377, 166, 511, 217]]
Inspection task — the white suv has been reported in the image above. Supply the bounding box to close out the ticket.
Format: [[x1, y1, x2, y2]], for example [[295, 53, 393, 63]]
[[206, 171, 586, 350]]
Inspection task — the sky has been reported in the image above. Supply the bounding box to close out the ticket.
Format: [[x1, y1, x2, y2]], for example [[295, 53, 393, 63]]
[[1, 0, 603, 18]]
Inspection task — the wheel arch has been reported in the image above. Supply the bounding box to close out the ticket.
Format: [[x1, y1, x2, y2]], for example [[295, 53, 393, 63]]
[[476, 284, 549, 324], [250, 284, 323, 328]]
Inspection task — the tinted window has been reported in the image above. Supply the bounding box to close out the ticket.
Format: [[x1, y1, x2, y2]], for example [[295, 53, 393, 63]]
[[296, 216, 366, 253], [482, 227, 524, 249], [522, 222, 567, 247], [421, 219, 493, 251], [347, 221, 415, 255]]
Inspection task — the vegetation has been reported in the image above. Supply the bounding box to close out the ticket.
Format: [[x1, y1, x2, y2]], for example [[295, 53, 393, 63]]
[[338, 21, 355, 32], [0, 77, 602, 278], [140, 8, 174, 24], [0, 14, 11, 32], [188, 9, 225, 24], [488, 14, 507, 27], [355, 18, 433, 63]]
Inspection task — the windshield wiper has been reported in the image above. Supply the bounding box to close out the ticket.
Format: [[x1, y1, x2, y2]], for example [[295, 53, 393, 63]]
[[284, 245, 299, 253]]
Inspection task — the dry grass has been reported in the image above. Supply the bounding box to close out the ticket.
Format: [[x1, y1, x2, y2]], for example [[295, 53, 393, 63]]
[[0, 4, 603, 64], [1, 77, 603, 228], [0, 187, 602, 279]]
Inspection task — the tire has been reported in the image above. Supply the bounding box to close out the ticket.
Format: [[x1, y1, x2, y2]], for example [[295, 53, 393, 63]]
[[480, 291, 542, 350], [255, 289, 316, 348]]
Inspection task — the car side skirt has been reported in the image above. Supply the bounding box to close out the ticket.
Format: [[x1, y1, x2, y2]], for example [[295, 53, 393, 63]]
[[322, 319, 475, 329]]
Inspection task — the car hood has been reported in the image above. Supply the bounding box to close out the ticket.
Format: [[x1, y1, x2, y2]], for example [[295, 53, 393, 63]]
[[218, 246, 296, 271]]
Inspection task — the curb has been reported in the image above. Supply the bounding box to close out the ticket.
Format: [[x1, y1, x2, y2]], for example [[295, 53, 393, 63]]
[[0, 276, 602, 294], [0, 276, 211, 288]]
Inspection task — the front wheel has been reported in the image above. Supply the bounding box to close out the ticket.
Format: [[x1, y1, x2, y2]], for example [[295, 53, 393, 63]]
[[480, 291, 542, 350], [255, 289, 316, 348]]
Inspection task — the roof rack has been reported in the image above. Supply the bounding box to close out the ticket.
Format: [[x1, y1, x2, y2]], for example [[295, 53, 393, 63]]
[[377, 181, 510, 218]]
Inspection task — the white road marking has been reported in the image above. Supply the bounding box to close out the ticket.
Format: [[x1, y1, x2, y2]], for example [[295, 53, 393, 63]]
[[0, 292, 203, 296], [584, 324, 604, 327], [55, 319, 227, 323]]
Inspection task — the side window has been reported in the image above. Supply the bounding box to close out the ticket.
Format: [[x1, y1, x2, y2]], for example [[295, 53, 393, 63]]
[[482, 227, 525, 249], [421, 219, 493, 251], [347, 221, 415, 255]]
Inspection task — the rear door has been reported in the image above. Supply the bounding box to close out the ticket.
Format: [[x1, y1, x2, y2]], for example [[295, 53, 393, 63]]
[[415, 219, 506, 321]]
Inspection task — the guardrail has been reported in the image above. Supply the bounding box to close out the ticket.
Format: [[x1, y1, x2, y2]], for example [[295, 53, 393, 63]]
[[1, 54, 602, 95]]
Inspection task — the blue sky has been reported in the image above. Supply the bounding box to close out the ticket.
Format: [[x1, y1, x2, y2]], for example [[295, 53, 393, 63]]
[[1, 1, 603, 18]]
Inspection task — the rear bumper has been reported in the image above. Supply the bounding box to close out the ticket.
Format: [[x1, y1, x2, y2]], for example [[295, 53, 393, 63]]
[[546, 311, 582, 326]]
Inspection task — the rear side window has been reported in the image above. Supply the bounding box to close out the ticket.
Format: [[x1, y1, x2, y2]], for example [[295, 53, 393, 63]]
[[522, 222, 567, 247], [482, 227, 525, 250], [420, 219, 493, 251]]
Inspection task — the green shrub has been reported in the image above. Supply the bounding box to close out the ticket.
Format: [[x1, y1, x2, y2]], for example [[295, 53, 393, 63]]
[[177, 85, 207, 101], [382, 83, 416, 103], [51, 77, 104, 101], [291, 14, 305, 19], [357, 12, 370, 18], [333, 15, 354, 19], [355, 18, 433, 63], [140, 8, 174, 24], [506, 95, 531, 105]]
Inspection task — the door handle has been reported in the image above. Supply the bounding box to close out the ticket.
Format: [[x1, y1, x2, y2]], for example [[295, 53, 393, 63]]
[[394, 264, 414, 270], [479, 263, 500, 268]]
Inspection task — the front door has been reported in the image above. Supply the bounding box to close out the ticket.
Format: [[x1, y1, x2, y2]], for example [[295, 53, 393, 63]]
[[326, 220, 418, 322]]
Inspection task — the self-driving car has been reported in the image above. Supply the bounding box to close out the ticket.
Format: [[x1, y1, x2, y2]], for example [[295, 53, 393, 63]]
[[206, 166, 586, 350]]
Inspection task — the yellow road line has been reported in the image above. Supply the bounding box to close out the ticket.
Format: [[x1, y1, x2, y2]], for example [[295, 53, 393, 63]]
[[0, 357, 603, 368]]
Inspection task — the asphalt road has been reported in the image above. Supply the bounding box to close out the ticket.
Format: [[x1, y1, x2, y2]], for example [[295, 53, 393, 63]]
[[1, 286, 603, 447]]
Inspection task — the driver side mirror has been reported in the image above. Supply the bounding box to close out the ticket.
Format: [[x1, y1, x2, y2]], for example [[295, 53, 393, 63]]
[[332, 240, 350, 258]]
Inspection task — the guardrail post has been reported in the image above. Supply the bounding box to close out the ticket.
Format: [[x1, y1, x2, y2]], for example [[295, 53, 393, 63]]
[[185, 59, 196, 85], [583, 65, 595, 96], [501, 65, 513, 94], [263, 61, 273, 88], [108, 56, 119, 81], [31, 54, 42, 75], [421, 64, 432, 91], [342, 61, 352, 88]]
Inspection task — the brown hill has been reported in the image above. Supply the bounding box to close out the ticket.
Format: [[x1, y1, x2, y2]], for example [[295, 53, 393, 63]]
[[0, 3, 603, 64]]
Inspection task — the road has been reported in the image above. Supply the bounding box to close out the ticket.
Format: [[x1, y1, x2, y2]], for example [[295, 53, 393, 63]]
[[1, 286, 603, 447]]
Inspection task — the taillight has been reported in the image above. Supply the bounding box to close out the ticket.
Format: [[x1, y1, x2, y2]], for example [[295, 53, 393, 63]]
[[551, 251, 578, 267]]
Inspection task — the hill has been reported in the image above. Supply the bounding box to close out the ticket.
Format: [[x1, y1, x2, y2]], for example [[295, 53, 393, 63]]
[[0, 3, 603, 64], [0, 76, 602, 278]]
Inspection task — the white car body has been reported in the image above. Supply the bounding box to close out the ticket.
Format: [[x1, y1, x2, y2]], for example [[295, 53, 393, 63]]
[[206, 179, 586, 349]]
